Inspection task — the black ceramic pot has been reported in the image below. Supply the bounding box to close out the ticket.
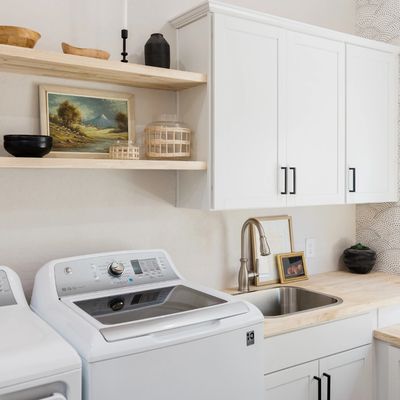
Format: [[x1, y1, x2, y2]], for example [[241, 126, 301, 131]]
[[343, 244, 376, 274], [144, 33, 170, 69], [4, 134, 53, 157]]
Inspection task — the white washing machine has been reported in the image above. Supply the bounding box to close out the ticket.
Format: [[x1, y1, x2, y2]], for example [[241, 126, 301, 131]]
[[31, 250, 264, 400], [0, 266, 81, 400]]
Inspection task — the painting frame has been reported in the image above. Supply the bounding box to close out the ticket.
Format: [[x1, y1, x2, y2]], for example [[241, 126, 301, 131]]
[[39, 85, 135, 158], [251, 215, 294, 286], [276, 251, 308, 284]]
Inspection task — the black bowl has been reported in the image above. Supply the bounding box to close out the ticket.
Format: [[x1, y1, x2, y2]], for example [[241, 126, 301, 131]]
[[4, 135, 53, 157]]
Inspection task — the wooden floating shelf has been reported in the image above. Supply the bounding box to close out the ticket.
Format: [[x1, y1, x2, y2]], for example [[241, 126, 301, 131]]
[[0, 44, 207, 90], [0, 157, 207, 171]]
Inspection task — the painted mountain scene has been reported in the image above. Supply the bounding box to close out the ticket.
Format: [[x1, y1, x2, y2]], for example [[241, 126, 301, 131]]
[[47, 91, 131, 154]]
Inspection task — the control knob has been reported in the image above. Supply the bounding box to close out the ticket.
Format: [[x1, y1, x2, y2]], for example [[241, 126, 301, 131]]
[[109, 297, 124, 312], [108, 261, 125, 276]]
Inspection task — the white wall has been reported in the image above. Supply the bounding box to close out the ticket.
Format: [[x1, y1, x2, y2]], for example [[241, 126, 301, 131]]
[[0, 0, 356, 296]]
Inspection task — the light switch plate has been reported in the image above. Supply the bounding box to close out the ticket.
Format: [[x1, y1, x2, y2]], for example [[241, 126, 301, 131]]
[[305, 238, 316, 258]]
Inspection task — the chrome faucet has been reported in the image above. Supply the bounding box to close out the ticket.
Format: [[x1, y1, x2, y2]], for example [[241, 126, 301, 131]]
[[238, 218, 271, 292]]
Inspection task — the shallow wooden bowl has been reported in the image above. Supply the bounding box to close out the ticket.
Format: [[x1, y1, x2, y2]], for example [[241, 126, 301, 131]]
[[0, 26, 41, 48], [62, 42, 110, 60]]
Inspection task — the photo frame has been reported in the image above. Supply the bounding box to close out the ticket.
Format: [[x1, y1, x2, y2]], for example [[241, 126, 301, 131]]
[[39, 85, 135, 158], [276, 251, 308, 283], [251, 215, 294, 286]]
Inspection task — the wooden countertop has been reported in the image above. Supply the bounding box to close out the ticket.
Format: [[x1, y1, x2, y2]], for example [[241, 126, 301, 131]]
[[229, 271, 400, 338], [374, 325, 400, 347]]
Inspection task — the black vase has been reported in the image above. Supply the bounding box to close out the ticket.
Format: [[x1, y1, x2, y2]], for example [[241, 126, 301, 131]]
[[145, 33, 170, 69], [343, 247, 377, 274]]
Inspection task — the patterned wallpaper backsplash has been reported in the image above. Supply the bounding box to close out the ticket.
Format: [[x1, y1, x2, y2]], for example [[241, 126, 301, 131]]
[[356, 0, 400, 42], [356, 0, 400, 273]]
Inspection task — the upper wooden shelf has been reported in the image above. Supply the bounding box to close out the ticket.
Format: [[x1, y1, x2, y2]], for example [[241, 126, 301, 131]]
[[0, 44, 207, 90], [0, 157, 207, 171]]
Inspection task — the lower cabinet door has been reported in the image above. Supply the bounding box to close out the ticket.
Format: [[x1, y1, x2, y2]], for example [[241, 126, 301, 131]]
[[264, 361, 319, 400], [319, 345, 373, 400], [388, 345, 400, 400]]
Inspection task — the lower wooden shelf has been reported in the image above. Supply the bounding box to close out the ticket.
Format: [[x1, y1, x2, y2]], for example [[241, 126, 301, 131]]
[[0, 157, 207, 171]]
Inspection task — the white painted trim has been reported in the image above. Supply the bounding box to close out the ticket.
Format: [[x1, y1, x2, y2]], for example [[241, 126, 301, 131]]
[[170, 0, 400, 54], [170, 2, 210, 29]]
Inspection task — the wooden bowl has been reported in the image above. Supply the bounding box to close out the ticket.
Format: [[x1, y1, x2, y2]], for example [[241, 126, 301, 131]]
[[0, 26, 41, 48], [62, 42, 110, 60]]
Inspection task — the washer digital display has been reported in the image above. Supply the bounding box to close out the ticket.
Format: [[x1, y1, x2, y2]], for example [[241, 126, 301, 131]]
[[130, 260, 143, 275]]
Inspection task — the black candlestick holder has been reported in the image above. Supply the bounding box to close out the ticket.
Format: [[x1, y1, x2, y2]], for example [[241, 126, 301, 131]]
[[121, 29, 128, 63]]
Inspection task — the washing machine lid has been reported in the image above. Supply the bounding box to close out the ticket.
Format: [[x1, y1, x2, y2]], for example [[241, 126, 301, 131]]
[[0, 307, 81, 388], [65, 284, 249, 342], [74, 285, 226, 324], [0, 266, 81, 389]]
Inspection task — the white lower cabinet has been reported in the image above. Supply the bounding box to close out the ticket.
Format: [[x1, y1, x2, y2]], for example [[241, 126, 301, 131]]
[[388, 346, 400, 400], [265, 361, 319, 400], [376, 343, 400, 400], [319, 346, 372, 400], [264, 345, 373, 400]]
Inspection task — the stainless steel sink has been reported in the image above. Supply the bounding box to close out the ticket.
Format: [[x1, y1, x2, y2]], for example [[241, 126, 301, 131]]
[[237, 286, 342, 317]]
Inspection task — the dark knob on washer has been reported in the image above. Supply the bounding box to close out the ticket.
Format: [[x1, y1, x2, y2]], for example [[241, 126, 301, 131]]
[[109, 297, 125, 312]]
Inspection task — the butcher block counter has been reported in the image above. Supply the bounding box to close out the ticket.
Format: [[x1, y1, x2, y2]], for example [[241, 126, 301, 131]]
[[374, 324, 400, 347], [228, 271, 400, 338]]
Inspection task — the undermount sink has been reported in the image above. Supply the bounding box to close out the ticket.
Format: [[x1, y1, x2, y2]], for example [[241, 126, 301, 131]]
[[237, 286, 342, 318]]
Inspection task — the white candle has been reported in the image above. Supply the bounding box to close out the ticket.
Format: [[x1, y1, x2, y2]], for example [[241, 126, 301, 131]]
[[123, 0, 128, 29]]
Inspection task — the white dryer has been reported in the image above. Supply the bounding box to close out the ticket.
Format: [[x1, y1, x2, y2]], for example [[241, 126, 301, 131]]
[[0, 266, 81, 400], [31, 250, 264, 400]]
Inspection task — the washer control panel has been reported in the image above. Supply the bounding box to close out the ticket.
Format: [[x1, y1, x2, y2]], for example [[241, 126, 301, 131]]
[[55, 251, 179, 297], [0, 270, 16, 306]]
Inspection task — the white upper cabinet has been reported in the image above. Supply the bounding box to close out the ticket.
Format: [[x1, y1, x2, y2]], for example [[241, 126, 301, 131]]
[[285, 32, 345, 206], [172, 2, 399, 210], [346, 44, 398, 204], [213, 14, 286, 209]]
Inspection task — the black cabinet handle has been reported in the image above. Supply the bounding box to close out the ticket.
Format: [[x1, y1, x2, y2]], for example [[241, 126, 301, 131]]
[[323, 373, 331, 400], [290, 167, 296, 195], [281, 167, 288, 195], [349, 168, 356, 193], [314, 376, 322, 400]]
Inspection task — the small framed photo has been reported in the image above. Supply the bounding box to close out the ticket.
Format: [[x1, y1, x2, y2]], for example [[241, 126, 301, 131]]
[[276, 251, 308, 283], [39, 85, 135, 158], [251, 215, 294, 286]]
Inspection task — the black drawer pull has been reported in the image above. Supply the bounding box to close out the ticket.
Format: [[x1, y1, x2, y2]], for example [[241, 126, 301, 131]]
[[323, 373, 331, 400], [290, 167, 296, 195], [281, 167, 288, 195], [349, 168, 356, 193], [314, 376, 322, 400]]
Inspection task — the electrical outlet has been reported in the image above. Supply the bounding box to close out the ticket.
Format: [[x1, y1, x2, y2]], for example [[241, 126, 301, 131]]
[[305, 238, 316, 258]]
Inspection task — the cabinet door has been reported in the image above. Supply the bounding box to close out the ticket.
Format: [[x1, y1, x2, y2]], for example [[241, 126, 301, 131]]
[[264, 361, 319, 400], [346, 44, 398, 204], [286, 32, 345, 206], [213, 14, 286, 210], [388, 345, 400, 400], [319, 345, 373, 400]]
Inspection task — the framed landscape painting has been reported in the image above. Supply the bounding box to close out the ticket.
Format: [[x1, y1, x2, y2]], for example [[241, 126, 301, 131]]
[[40, 85, 135, 157]]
